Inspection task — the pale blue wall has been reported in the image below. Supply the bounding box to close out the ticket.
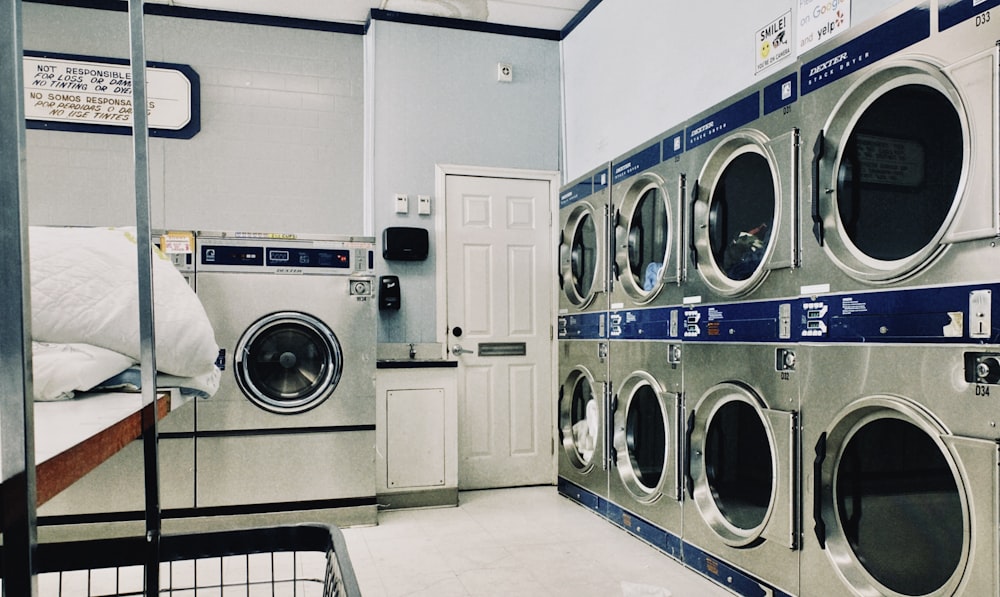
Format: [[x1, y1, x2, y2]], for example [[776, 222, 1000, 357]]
[[370, 19, 562, 343]]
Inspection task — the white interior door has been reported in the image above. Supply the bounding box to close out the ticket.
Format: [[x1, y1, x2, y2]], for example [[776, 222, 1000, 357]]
[[444, 172, 555, 489]]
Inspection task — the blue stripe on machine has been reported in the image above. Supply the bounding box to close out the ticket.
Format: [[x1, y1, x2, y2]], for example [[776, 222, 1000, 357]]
[[685, 92, 760, 150], [611, 143, 661, 184], [939, 0, 1000, 31], [762, 72, 797, 115], [661, 130, 685, 161], [800, 5, 930, 95]]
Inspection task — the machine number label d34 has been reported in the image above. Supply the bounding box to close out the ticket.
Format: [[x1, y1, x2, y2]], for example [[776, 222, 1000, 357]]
[[975, 384, 991, 397]]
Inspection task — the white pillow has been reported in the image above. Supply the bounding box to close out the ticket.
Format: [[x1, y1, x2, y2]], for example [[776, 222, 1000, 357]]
[[29, 226, 219, 378], [32, 342, 136, 401]]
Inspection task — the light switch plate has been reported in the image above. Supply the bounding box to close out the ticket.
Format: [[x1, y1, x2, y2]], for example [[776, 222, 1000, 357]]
[[417, 195, 431, 215], [394, 193, 408, 214]]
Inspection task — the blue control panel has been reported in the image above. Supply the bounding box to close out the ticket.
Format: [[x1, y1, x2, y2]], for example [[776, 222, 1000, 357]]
[[558, 312, 607, 339], [201, 244, 351, 269]]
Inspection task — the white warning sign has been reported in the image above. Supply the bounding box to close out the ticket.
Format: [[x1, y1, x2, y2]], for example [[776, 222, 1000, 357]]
[[756, 11, 793, 74]]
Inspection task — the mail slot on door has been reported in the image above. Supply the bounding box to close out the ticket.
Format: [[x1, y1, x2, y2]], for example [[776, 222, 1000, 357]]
[[479, 343, 527, 357]]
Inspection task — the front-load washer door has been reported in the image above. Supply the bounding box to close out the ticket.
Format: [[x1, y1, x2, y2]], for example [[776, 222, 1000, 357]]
[[613, 174, 681, 305], [559, 364, 605, 474], [814, 396, 997, 597], [612, 372, 680, 503], [689, 382, 797, 548], [691, 129, 799, 298], [235, 311, 343, 414], [812, 50, 999, 282], [560, 202, 606, 311]]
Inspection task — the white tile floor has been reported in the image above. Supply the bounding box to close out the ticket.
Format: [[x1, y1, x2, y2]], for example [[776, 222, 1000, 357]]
[[341, 486, 735, 597]]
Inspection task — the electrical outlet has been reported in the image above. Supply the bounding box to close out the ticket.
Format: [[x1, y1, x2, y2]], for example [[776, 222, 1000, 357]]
[[417, 195, 431, 215], [394, 193, 409, 214], [497, 62, 513, 82]]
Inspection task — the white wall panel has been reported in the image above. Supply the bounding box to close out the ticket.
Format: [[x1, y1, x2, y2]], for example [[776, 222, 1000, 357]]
[[561, 0, 905, 182]]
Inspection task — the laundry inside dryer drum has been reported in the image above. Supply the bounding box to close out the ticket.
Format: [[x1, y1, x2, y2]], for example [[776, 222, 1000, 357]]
[[836, 85, 962, 261], [625, 188, 670, 293], [705, 400, 773, 530], [236, 313, 344, 414], [710, 152, 775, 281], [834, 417, 963, 595], [620, 384, 666, 490], [562, 373, 598, 468]]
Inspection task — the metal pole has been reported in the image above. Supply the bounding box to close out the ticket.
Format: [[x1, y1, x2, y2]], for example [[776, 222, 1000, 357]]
[[0, 0, 39, 595], [126, 1, 161, 593]]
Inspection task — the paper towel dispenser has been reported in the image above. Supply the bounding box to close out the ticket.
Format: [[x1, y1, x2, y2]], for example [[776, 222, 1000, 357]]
[[382, 227, 429, 261]]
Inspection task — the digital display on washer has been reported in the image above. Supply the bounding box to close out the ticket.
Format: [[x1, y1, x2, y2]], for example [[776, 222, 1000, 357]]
[[201, 244, 264, 266], [266, 247, 350, 268]]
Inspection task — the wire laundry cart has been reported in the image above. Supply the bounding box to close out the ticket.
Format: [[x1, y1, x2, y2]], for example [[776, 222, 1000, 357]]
[[15, 524, 361, 596]]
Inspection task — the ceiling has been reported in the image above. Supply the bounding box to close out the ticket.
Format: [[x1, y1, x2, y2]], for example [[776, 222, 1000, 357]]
[[143, 0, 595, 32]]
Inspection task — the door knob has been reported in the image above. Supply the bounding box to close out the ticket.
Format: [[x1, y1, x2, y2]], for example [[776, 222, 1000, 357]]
[[451, 344, 474, 356]]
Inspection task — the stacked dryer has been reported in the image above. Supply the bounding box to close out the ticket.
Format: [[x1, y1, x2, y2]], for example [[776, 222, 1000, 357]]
[[795, 2, 1000, 596], [557, 165, 611, 512], [677, 60, 804, 597], [604, 129, 687, 559]]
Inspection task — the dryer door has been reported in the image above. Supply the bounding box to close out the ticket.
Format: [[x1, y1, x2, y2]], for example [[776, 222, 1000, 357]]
[[559, 202, 605, 310], [689, 382, 797, 548], [611, 373, 680, 503], [813, 52, 998, 282], [235, 311, 343, 414], [814, 396, 997, 597], [559, 365, 605, 473], [613, 174, 680, 304], [691, 129, 799, 298]]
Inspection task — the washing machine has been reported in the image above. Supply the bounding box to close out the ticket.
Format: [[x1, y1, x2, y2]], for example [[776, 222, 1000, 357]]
[[557, 339, 609, 512], [558, 165, 610, 340], [605, 339, 684, 559], [609, 129, 686, 313], [797, 0, 1000, 299], [799, 343, 999, 597], [194, 231, 377, 524], [682, 342, 800, 597], [681, 62, 801, 309]]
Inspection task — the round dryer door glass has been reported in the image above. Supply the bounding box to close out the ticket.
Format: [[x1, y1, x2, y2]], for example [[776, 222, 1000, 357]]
[[560, 369, 599, 469], [709, 151, 775, 282], [617, 184, 671, 300], [704, 399, 773, 530], [619, 383, 666, 492], [235, 312, 344, 414], [835, 417, 963, 595], [836, 85, 961, 261]]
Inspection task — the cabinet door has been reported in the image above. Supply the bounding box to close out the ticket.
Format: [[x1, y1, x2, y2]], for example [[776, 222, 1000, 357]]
[[387, 389, 446, 489]]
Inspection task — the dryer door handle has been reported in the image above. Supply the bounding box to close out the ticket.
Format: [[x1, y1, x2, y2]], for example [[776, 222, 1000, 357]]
[[811, 130, 826, 247], [684, 411, 695, 500], [813, 431, 828, 549], [688, 179, 699, 269]]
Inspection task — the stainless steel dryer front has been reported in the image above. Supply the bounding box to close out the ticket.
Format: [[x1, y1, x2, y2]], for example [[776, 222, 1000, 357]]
[[606, 340, 684, 559], [797, 1, 1000, 295], [799, 344, 999, 597], [195, 231, 376, 525], [557, 339, 610, 511], [683, 342, 800, 596], [681, 63, 801, 306], [558, 165, 610, 341], [609, 129, 686, 313]]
